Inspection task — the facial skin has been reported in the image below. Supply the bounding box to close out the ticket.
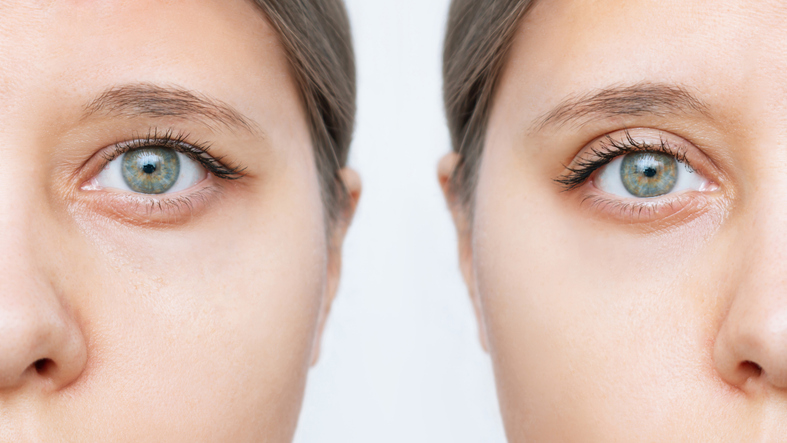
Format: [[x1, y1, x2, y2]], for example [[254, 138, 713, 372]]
[[0, 1, 358, 442], [441, 0, 787, 441]]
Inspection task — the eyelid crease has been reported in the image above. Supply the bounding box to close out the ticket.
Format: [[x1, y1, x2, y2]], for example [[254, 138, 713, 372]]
[[554, 130, 692, 192]]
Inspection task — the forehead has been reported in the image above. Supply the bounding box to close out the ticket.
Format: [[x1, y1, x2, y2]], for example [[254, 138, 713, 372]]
[[0, 0, 278, 70], [499, 0, 787, 129], [0, 0, 289, 127]]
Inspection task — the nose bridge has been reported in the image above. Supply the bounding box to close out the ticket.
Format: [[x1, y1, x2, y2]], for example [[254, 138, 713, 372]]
[[0, 139, 48, 281]]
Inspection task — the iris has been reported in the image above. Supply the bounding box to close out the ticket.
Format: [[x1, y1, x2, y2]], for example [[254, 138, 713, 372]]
[[122, 148, 180, 194], [620, 152, 677, 197]]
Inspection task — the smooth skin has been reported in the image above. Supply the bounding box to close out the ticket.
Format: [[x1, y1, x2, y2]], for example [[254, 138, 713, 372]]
[[441, 0, 787, 441], [0, 1, 359, 442]]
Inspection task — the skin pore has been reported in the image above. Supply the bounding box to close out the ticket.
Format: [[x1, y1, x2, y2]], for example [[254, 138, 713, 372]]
[[441, 0, 787, 441], [0, 1, 358, 442]]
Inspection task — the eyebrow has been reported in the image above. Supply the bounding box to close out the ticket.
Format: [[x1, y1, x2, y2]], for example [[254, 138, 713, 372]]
[[83, 83, 260, 135], [531, 83, 709, 132]]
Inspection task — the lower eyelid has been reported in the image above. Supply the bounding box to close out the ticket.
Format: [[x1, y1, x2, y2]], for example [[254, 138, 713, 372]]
[[79, 180, 225, 227], [583, 200, 671, 226], [577, 187, 716, 226]]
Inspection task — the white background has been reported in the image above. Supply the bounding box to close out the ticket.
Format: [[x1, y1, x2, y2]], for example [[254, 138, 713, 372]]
[[293, 1, 507, 442]]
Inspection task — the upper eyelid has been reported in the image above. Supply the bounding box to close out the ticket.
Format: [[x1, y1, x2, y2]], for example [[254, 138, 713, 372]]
[[554, 130, 700, 191], [101, 128, 205, 162], [97, 129, 247, 181]]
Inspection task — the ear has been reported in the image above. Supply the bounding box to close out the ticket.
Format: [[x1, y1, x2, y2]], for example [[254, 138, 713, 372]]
[[310, 167, 362, 366], [438, 153, 490, 353]]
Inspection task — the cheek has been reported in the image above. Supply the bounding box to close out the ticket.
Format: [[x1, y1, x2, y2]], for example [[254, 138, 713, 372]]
[[62, 159, 327, 440], [472, 146, 741, 440]]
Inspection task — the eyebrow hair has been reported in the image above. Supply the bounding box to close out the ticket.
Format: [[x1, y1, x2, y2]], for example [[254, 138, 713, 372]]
[[531, 82, 709, 132], [83, 83, 260, 134]]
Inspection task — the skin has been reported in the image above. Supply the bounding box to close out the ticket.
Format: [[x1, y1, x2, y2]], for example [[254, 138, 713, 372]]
[[0, 1, 359, 442], [441, 0, 787, 441]]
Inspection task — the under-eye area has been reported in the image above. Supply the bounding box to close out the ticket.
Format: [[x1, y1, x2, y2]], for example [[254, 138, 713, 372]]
[[79, 128, 247, 225], [554, 129, 723, 224]]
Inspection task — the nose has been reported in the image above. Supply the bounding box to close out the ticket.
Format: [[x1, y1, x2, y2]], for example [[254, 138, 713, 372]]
[[0, 196, 87, 393], [714, 211, 787, 392], [714, 292, 787, 390], [0, 278, 87, 391]]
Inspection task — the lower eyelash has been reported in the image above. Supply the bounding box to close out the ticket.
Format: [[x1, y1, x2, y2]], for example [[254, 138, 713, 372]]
[[142, 188, 219, 217], [581, 195, 676, 220], [98, 185, 224, 226], [578, 191, 709, 225]]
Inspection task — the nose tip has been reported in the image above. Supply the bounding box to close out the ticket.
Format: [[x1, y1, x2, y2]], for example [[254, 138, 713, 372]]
[[0, 295, 87, 391], [714, 305, 787, 391]]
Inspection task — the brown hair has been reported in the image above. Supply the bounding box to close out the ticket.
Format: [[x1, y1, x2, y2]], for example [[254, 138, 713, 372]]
[[253, 0, 356, 223], [443, 0, 531, 206]]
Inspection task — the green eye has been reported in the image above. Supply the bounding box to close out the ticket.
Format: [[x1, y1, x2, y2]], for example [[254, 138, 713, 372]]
[[620, 152, 678, 197], [121, 148, 181, 194]]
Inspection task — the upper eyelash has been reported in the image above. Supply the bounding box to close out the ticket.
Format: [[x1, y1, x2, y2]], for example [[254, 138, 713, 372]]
[[101, 127, 247, 180], [554, 130, 693, 191]]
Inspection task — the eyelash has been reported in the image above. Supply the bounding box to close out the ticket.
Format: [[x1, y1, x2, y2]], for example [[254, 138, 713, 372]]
[[100, 127, 247, 181], [83, 128, 247, 224], [554, 130, 693, 191]]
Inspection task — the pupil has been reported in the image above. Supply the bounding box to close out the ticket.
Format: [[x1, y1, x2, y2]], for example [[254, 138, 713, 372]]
[[643, 167, 657, 178], [142, 164, 156, 174]]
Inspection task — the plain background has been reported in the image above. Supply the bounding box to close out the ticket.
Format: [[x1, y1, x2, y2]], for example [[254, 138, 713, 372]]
[[293, 1, 507, 442]]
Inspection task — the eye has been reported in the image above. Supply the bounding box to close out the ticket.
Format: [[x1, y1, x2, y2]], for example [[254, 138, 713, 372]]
[[594, 151, 709, 198], [92, 147, 207, 195]]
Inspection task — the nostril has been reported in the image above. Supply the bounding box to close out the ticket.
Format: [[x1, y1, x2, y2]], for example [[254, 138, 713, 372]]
[[740, 360, 763, 379], [33, 358, 54, 376]]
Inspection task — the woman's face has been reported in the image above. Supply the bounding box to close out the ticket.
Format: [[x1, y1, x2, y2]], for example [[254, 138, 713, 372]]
[[443, 0, 787, 441], [0, 1, 356, 441]]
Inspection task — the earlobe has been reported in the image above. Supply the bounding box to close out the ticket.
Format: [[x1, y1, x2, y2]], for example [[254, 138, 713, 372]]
[[310, 167, 362, 366], [437, 153, 490, 353]]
